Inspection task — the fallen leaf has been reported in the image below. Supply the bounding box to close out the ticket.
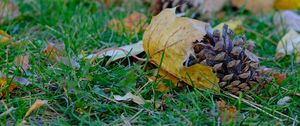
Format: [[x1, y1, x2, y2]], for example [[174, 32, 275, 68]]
[[0, 1, 20, 24], [113, 92, 145, 105], [109, 12, 147, 34], [231, 0, 274, 14], [85, 41, 144, 62], [43, 43, 62, 61], [275, 30, 300, 63], [0, 30, 12, 44], [43, 43, 79, 68], [0, 77, 18, 98], [14, 55, 30, 71], [274, 0, 300, 10], [274, 10, 300, 32], [216, 100, 238, 123], [108, 19, 123, 34], [200, 0, 227, 15], [213, 18, 243, 33], [272, 72, 286, 85], [23, 99, 48, 118], [277, 96, 291, 105], [124, 12, 147, 33], [143, 8, 219, 91]]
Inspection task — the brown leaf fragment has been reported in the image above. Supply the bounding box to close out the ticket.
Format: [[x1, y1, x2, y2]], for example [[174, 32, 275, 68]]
[[14, 55, 30, 71], [216, 100, 238, 123], [274, 0, 300, 10], [231, 0, 274, 14], [108, 12, 147, 34], [23, 99, 48, 118], [0, 30, 12, 44], [0, 1, 19, 24], [272, 72, 286, 85], [0, 77, 18, 98]]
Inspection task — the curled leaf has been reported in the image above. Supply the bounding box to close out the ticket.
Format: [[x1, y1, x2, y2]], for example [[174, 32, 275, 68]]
[[113, 92, 145, 105], [143, 8, 219, 91], [275, 30, 300, 63], [86, 41, 144, 62], [274, 10, 300, 32]]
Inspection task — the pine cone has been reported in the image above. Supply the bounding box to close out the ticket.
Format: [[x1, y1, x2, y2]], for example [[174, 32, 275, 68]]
[[151, 0, 202, 18], [184, 24, 272, 95]]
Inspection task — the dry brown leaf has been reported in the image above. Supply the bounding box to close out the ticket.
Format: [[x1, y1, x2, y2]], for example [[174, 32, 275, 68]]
[[200, 0, 227, 15], [216, 100, 238, 123], [108, 12, 147, 34], [0, 77, 18, 98], [14, 55, 30, 71], [143, 8, 219, 91], [274, 10, 300, 32], [113, 92, 145, 105], [231, 0, 274, 14], [274, 0, 300, 10], [0, 1, 19, 24], [272, 72, 286, 85], [0, 30, 12, 44], [43, 43, 62, 61], [24, 99, 48, 118], [275, 30, 300, 63], [43, 43, 79, 67], [124, 12, 147, 33]]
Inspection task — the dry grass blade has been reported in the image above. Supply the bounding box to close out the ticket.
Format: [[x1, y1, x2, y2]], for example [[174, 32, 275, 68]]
[[226, 92, 299, 123]]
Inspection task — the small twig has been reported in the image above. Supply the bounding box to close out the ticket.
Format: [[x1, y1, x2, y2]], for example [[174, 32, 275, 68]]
[[121, 114, 132, 126], [91, 47, 146, 62]]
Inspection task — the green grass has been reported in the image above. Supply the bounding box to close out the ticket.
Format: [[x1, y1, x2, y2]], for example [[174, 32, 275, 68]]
[[1, 0, 300, 125]]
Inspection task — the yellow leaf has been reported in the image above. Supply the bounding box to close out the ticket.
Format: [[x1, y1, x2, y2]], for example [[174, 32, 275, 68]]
[[0, 30, 12, 44], [274, 0, 300, 10], [0, 1, 19, 24], [231, 0, 274, 14], [0, 77, 18, 98], [275, 30, 300, 63], [24, 99, 48, 118], [143, 8, 219, 91], [213, 19, 244, 33]]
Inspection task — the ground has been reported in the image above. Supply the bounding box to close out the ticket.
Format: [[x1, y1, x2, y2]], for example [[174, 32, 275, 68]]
[[0, 0, 299, 125]]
